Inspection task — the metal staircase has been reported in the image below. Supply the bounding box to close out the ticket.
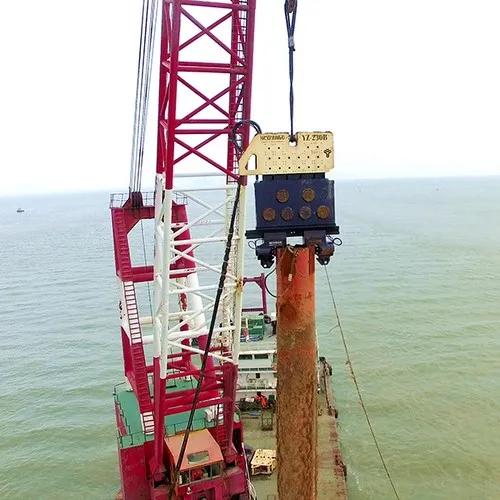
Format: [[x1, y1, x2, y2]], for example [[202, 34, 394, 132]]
[[113, 209, 154, 435]]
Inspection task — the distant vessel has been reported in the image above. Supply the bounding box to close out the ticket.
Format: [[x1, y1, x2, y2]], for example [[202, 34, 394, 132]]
[[16, 208, 24, 213]]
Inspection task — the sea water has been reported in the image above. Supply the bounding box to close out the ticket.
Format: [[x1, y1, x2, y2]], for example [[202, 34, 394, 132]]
[[0, 176, 499, 499]]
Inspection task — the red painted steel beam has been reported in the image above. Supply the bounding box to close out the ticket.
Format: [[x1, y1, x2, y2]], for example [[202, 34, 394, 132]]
[[168, 0, 250, 9], [276, 247, 318, 500], [147, 347, 225, 374], [155, 0, 255, 185], [166, 368, 225, 382], [151, 0, 257, 479], [131, 265, 154, 283], [164, 396, 232, 416], [242, 274, 268, 314], [165, 385, 224, 408]]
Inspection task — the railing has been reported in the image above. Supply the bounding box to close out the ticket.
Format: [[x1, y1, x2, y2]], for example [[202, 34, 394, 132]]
[[166, 417, 208, 436], [238, 367, 275, 372], [237, 381, 276, 390], [117, 431, 150, 448], [239, 341, 276, 352], [109, 191, 155, 208]]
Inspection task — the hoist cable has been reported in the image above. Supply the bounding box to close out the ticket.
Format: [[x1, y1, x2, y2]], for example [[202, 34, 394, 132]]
[[130, 0, 149, 192], [168, 182, 242, 499], [135, 0, 156, 193], [129, 0, 158, 194], [324, 267, 401, 500], [137, 0, 158, 192], [284, 0, 297, 140]]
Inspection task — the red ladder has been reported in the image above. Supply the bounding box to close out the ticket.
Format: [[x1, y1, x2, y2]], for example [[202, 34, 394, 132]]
[[114, 209, 154, 435]]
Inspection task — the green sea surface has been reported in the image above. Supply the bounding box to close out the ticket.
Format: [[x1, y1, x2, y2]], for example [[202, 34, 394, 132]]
[[1, 176, 499, 499]]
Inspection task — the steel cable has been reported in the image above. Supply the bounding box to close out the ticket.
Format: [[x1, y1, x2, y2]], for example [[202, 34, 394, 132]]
[[284, 0, 298, 140], [324, 266, 401, 500], [130, 0, 158, 194]]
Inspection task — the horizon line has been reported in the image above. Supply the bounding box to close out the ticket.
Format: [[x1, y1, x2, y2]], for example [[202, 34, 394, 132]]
[[1, 172, 499, 199]]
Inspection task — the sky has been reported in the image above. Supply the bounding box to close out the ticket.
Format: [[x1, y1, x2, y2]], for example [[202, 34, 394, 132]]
[[1, 0, 500, 196]]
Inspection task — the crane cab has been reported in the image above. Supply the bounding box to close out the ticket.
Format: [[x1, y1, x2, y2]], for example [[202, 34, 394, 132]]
[[165, 429, 226, 500]]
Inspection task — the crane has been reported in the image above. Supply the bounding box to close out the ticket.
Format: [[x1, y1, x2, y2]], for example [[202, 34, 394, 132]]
[[109, 1, 341, 499]]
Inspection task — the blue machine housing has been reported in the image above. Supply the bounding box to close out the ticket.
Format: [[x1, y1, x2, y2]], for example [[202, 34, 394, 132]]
[[254, 176, 337, 232], [246, 174, 340, 267]]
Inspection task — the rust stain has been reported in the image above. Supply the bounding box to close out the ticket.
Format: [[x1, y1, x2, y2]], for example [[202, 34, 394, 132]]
[[276, 247, 318, 500]]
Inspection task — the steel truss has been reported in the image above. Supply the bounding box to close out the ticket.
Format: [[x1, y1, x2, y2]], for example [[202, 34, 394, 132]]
[[111, 0, 257, 489]]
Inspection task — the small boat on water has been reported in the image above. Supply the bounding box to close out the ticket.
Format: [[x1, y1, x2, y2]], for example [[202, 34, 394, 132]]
[[16, 208, 24, 213]]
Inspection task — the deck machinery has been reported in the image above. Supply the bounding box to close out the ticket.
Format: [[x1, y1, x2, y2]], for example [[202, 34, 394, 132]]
[[109, 1, 340, 499]]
